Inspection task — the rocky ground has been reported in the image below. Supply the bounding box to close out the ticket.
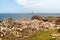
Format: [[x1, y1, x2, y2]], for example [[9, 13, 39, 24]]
[[0, 16, 60, 40]]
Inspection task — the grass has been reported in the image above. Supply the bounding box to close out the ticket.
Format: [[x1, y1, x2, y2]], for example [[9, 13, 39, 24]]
[[2, 37, 11, 40], [27, 29, 60, 40], [57, 29, 60, 33]]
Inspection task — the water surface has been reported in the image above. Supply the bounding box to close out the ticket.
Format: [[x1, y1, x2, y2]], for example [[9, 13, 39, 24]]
[[0, 13, 60, 20]]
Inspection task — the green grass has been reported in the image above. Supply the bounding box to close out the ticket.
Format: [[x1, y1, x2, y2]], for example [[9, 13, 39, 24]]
[[2, 37, 11, 40], [27, 29, 60, 40], [57, 29, 60, 33]]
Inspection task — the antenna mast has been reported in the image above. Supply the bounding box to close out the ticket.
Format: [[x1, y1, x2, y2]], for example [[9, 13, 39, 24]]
[[32, 9, 33, 14]]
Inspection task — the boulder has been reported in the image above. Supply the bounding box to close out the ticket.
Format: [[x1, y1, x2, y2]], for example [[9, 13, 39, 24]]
[[31, 16, 48, 22], [31, 16, 42, 20], [40, 22, 56, 29]]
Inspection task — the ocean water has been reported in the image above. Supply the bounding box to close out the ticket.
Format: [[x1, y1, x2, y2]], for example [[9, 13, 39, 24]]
[[0, 13, 60, 21]]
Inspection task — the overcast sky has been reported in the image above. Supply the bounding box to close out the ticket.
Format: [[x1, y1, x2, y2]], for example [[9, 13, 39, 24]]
[[0, 0, 60, 13]]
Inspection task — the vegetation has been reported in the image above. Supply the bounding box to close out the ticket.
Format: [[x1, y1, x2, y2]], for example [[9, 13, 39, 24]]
[[2, 37, 11, 40], [57, 29, 60, 32], [2, 29, 60, 40], [27, 29, 60, 40]]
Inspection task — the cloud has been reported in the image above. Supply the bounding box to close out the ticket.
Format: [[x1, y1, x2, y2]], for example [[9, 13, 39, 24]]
[[15, 0, 41, 9], [15, 0, 60, 13]]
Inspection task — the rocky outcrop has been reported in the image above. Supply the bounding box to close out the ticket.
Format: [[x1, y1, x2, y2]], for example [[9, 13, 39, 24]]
[[32, 16, 60, 25], [0, 16, 60, 40], [31, 16, 49, 22], [31, 16, 42, 20]]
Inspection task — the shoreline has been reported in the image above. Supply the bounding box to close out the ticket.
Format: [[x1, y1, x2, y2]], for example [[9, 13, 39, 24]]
[[0, 13, 60, 21], [0, 15, 60, 40]]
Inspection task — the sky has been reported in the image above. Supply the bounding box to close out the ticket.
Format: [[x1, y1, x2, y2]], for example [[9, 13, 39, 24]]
[[0, 0, 60, 13]]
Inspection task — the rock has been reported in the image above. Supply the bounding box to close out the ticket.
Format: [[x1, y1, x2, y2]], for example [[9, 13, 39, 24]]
[[0, 21, 2, 23], [40, 22, 56, 29], [51, 33, 60, 38], [32, 16, 49, 22], [0, 38, 2, 40], [31, 16, 42, 20], [0, 16, 59, 40], [1, 34, 3, 37]]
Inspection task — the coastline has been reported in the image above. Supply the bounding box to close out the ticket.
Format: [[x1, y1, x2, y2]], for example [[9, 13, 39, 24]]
[[0, 15, 60, 40], [0, 13, 60, 21]]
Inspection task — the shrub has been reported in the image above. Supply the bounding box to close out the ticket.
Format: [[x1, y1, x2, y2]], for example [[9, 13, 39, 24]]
[[49, 38, 56, 40], [57, 29, 60, 32]]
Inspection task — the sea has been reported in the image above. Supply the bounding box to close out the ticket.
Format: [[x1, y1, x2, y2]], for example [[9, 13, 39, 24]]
[[0, 13, 60, 21]]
